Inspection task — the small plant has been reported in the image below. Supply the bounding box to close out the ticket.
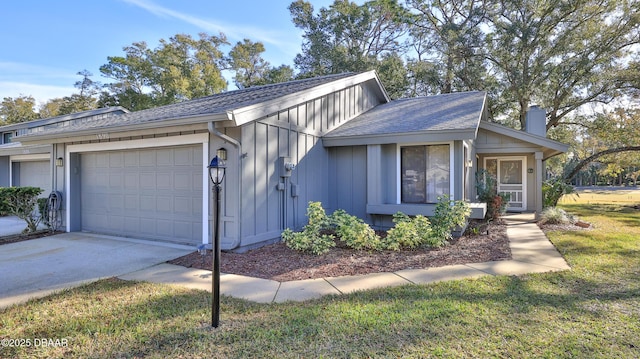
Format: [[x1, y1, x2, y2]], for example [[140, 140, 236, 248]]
[[0, 186, 44, 233], [431, 195, 471, 243], [385, 212, 434, 250], [539, 207, 574, 225], [542, 177, 576, 208], [281, 201, 335, 255], [476, 169, 509, 220], [330, 209, 382, 250]]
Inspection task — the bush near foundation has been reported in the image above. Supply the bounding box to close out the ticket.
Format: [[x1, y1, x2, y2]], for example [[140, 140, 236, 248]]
[[282, 198, 470, 255], [0, 186, 44, 233]]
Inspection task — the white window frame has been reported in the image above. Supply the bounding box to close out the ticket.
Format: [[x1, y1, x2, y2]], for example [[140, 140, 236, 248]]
[[396, 141, 455, 204]]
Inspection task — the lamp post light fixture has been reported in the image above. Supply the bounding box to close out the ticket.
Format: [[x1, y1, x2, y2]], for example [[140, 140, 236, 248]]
[[208, 150, 226, 328]]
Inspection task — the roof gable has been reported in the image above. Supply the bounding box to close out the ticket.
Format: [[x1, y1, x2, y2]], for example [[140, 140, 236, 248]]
[[477, 121, 569, 159]]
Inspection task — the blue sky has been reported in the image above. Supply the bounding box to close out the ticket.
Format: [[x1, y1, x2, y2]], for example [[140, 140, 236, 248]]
[[0, 0, 339, 105]]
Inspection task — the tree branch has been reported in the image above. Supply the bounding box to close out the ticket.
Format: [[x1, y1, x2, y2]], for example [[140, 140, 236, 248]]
[[564, 146, 640, 183]]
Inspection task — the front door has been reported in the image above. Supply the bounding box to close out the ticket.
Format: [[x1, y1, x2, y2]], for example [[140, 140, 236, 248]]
[[485, 157, 526, 211]]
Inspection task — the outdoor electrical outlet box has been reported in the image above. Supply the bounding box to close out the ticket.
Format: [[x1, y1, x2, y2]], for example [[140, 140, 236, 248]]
[[291, 184, 300, 197], [277, 182, 286, 191], [278, 156, 294, 177]]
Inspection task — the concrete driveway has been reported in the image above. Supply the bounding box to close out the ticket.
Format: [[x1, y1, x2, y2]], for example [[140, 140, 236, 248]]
[[0, 232, 193, 308]]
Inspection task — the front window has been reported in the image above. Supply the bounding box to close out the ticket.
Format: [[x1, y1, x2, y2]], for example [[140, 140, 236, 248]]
[[401, 144, 450, 203], [2, 132, 13, 144]]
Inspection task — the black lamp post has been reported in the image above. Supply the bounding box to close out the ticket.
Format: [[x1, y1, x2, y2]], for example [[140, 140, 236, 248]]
[[208, 148, 226, 328]]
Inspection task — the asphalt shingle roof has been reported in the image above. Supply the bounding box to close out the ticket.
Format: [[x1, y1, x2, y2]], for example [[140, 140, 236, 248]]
[[324, 91, 486, 138], [21, 73, 356, 137]]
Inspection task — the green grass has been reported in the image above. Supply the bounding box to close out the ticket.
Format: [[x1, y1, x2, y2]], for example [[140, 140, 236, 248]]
[[2, 198, 640, 358], [559, 188, 640, 205]]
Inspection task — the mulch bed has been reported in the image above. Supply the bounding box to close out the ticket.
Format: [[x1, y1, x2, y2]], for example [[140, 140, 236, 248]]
[[0, 230, 64, 245], [168, 221, 511, 282]]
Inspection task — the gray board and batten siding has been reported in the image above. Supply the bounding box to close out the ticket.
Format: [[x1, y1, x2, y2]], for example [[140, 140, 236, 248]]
[[232, 80, 387, 250]]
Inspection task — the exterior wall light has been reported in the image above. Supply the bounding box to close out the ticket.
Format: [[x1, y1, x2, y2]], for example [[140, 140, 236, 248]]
[[216, 147, 227, 161], [55, 157, 64, 167]]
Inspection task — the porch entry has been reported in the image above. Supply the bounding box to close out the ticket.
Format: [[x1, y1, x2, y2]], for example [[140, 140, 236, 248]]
[[484, 156, 526, 211]]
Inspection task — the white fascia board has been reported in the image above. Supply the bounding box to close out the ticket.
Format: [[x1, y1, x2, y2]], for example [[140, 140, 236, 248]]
[[10, 153, 51, 161], [66, 133, 209, 154], [230, 71, 389, 126], [0, 143, 52, 156]]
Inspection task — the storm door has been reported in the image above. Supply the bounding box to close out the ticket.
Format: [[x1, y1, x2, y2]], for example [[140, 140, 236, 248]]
[[484, 157, 526, 211]]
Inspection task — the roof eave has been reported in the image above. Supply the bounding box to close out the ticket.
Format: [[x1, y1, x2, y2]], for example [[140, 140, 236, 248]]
[[17, 112, 230, 144], [322, 128, 478, 147]]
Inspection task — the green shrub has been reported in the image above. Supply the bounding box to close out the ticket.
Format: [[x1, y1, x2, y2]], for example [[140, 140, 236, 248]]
[[281, 201, 335, 255], [540, 207, 573, 225], [331, 209, 381, 250], [476, 169, 510, 220], [0, 186, 44, 233], [431, 195, 471, 243], [281, 228, 335, 255], [542, 177, 576, 208], [385, 212, 434, 250]]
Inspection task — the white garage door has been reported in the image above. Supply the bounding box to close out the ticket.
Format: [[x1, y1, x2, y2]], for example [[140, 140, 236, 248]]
[[80, 145, 203, 245], [18, 160, 51, 197]]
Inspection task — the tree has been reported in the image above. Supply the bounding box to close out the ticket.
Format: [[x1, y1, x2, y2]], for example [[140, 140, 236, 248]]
[[228, 39, 271, 88], [0, 95, 39, 125], [257, 65, 295, 86], [289, 0, 409, 78], [406, 0, 490, 94], [485, 0, 640, 130], [99, 33, 228, 110], [376, 53, 409, 99], [563, 108, 640, 183], [38, 71, 101, 117]]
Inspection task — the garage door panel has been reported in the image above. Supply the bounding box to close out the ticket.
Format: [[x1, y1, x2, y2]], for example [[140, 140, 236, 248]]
[[139, 151, 155, 167], [109, 152, 123, 167], [124, 152, 138, 167], [157, 173, 172, 189], [81, 145, 203, 245], [95, 153, 109, 168]]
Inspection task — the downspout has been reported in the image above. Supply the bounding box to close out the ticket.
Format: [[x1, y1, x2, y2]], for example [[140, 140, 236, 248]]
[[208, 121, 243, 250]]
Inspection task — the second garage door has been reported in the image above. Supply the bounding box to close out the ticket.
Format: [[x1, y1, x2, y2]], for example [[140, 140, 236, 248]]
[[16, 160, 51, 197], [80, 145, 203, 245]]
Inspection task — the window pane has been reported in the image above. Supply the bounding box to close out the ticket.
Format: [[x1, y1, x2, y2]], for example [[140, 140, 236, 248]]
[[426, 145, 450, 202], [401, 147, 425, 203], [401, 145, 450, 204], [2, 132, 12, 144], [500, 160, 522, 184]]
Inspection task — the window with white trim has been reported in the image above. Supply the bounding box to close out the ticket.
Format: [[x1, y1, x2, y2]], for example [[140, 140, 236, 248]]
[[401, 144, 450, 203], [2, 132, 13, 144]]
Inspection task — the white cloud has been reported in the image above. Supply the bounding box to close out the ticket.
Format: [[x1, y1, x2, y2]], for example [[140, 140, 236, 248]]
[[0, 81, 76, 105], [0, 62, 79, 104], [121, 0, 296, 53]]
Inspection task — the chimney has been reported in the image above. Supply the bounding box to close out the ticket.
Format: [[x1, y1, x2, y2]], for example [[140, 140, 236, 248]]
[[525, 105, 547, 137]]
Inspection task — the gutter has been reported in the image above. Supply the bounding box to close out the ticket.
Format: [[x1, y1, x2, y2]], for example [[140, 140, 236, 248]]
[[208, 121, 243, 250]]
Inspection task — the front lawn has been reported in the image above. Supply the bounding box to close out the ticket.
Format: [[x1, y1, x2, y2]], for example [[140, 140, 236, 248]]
[[1, 200, 639, 358]]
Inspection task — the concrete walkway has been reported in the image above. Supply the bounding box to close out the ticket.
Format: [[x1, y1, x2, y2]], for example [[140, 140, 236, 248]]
[[120, 213, 571, 303]]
